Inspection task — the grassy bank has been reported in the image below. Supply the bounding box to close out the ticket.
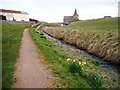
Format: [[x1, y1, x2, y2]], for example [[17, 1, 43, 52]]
[[43, 18, 119, 63], [29, 26, 119, 88], [67, 18, 118, 32], [2, 22, 29, 88]]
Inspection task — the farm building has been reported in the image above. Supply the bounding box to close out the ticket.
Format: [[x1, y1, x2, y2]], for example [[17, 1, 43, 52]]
[[104, 16, 112, 18], [63, 9, 79, 25], [0, 9, 29, 21]]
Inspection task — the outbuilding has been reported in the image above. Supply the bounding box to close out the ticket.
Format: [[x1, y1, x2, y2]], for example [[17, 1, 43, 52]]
[[0, 9, 29, 22]]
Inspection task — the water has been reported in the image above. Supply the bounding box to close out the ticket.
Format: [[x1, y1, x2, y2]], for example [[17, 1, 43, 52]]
[[41, 30, 120, 74]]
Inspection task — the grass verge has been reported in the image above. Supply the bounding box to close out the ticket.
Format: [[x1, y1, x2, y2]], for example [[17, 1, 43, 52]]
[[29, 26, 119, 88], [2, 22, 29, 88], [29, 28, 91, 88]]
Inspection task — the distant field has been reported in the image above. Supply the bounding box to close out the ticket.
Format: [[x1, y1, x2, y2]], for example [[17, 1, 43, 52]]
[[2, 22, 29, 88], [43, 18, 119, 63], [65, 17, 118, 32]]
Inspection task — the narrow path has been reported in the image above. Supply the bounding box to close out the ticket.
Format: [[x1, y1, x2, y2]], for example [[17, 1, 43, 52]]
[[12, 29, 58, 88]]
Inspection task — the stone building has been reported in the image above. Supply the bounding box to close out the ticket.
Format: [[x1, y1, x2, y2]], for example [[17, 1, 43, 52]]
[[63, 9, 79, 25], [0, 9, 29, 22], [104, 16, 112, 18]]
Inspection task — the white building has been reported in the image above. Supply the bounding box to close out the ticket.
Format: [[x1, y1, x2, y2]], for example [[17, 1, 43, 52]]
[[0, 9, 29, 22]]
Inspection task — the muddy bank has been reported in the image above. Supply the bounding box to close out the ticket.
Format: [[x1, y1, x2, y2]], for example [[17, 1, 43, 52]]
[[43, 27, 119, 64]]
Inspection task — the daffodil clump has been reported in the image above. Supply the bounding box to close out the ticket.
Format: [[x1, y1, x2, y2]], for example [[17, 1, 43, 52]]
[[66, 58, 87, 73], [34, 29, 46, 39], [66, 58, 103, 88], [35, 29, 40, 33]]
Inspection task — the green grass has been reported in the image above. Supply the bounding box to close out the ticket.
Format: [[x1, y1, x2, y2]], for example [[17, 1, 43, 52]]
[[2, 22, 29, 88], [66, 18, 118, 32], [29, 28, 91, 88], [29, 27, 118, 88], [43, 17, 119, 63], [41, 18, 119, 88]]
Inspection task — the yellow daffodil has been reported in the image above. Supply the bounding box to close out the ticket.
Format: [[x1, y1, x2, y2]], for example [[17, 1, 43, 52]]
[[73, 60, 76, 62], [35, 29, 40, 33], [79, 61, 82, 65], [82, 61, 86, 65], [67, 58, 71, 62]]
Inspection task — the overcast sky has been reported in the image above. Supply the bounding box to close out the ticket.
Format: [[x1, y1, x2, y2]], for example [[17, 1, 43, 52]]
[[0, 0, 119, 22]]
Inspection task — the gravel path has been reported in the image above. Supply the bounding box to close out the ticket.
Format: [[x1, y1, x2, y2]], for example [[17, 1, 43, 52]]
[[12, 29, 58, 88]]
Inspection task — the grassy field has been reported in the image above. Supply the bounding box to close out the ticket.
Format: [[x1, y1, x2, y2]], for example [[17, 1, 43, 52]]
[[43, 18, 119, 63], [2, 22, 29, 88], [66, 17, 118, 32], [29, 26, 119, 88]]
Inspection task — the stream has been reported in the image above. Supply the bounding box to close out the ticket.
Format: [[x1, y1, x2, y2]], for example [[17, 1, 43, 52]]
[[41, 30, 120, 74]]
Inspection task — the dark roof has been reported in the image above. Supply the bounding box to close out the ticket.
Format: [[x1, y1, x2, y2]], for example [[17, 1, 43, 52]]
[[0, 9, 21, 13], [104, 16, 112, 18]]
